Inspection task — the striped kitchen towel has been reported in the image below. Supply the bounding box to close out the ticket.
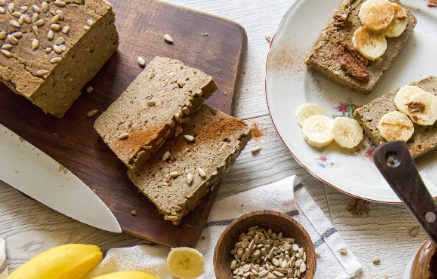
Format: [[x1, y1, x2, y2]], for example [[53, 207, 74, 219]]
[[84, 176, 362, 279], [0, 237, 7, 279]]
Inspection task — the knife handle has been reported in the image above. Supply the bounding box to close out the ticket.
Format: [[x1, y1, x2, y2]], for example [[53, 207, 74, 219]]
[[373, 141, 437, 246]]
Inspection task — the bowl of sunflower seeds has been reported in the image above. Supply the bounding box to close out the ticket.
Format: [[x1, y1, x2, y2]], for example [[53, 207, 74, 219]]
[[213, 210, 316, 279]]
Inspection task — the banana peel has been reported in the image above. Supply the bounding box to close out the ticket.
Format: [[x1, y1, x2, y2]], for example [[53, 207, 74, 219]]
[[90, 271, 158, 279]]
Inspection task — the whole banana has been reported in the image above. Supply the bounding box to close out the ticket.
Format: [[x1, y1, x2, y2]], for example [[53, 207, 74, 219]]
[[7, 244, 103, 279]]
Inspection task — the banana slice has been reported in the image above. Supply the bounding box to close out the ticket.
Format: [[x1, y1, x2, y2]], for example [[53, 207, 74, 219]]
[[353, 26, 387, 60], [359, 0, 395, 31], [405, 92, 437, 126], [167, 247, 204, 279], [302, 115, 334, 148], [384, 4, 408, 38], [394, 85, 425, 115], [378, 111, 414, 142], [332, 117, 364, 149], [296, 103, 326, 127]]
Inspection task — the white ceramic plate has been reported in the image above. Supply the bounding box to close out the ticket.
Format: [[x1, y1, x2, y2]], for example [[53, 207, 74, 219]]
[[266, 0, 437, 203]]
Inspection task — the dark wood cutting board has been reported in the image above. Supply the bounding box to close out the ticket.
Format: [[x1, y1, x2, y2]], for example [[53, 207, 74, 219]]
[[0, 0, 246, 247]]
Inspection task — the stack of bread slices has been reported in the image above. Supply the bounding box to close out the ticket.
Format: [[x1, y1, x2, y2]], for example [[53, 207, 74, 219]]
[[94, 57, 252, 225]]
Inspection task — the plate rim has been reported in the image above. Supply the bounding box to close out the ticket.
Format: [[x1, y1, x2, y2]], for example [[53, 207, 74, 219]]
[[264, 0, 436, 204]]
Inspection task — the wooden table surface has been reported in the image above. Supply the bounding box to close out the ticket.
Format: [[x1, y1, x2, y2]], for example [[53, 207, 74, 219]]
[[0, 0, 429, 278]]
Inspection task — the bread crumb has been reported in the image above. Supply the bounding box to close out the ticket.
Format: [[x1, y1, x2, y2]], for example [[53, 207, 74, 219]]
[[346, 198, 369, 216], [86, 86, 93, 93], [203, 33, 208, 36], [251, 123, 263, 139], [131, 210, 137, 216]]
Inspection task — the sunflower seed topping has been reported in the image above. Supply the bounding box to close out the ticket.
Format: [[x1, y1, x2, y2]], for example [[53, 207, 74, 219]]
[[175, 126, 183, 137], [187, 173, 194, 184], [41, 2, 48, 12], [34, 19, 44, 26], [55, 37, 65, 45], [164, 34, 173, 43], [32, 39, 39, 50], [1, 49, 11, 57], [32, 4, 40, 13], [0, 0, 5, 6], [0, 7, 4, 13], [47, 30, 54, 40], [18, 15, 25, 25], [23, 14, 31, 24], [138, 56, 145, 67], [87, 110, 98, 117], [9, 20, 20, 28], [198, 167, 206, 178], [8, 3, 14, 13], [0, 31, 5, 40], [87, 19, 93, 26], [45, 47, 52, 53], [84, 25, 90, 31], [59, 44, 66, 51], [62, 25, 70, 34], [50, 57, 62, 63], [36, 69, 49, 77], [184, 135, 194, 142], [53, 45, 62, 54], [11, 32, 22, 38], [7, 35, 18, 45], [56, 10, 64, 19], [52, 14, 61, 23], [119, 133, 129, 140], [11, 11, 21, 18], [170, 171, 180, 178], [31, 25, 38, 36], [20, 6, 28, 13], [51, 24, 61, 31], [32, 12, 39, 23], [54, 1, 66, 7], [1, 44, 11, 50]]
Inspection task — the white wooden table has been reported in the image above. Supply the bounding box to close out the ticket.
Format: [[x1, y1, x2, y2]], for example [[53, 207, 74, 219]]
[[0, 1, 429, 278]]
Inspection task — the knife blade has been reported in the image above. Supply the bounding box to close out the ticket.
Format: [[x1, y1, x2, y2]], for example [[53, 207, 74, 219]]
[[0, 124, 122, 233]]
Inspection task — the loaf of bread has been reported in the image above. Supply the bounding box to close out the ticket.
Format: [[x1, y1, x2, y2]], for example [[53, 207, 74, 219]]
[[0, 0, 118, 118], [354, 76, 437, 158], [94, 57, 218, 172], [128, 105, 252, 225]]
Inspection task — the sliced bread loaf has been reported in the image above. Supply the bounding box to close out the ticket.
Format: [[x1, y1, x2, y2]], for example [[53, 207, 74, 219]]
[[94, 57, 218, 171], [127, 105, 252, 225], [354, 76, 437, 158]]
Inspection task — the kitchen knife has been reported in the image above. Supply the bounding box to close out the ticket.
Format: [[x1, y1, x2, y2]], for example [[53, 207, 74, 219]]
[[0, 124, 122, 234], [373, 140, 437, 246]]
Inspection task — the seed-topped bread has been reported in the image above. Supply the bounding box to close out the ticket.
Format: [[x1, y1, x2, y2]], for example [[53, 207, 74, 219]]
[[94, 57, 218, 172], [354, 76, 437, 158], [127, 105, 252, 225], [0, 0, 118, 117], [305, 0, 417, 95]]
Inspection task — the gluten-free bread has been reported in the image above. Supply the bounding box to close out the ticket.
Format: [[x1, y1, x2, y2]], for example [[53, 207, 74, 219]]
[[128, 105, 252, 225], [94, 57, 218, 172]]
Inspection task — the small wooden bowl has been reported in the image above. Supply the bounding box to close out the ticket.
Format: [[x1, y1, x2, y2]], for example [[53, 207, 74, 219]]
[[213, 210, 316, 279]]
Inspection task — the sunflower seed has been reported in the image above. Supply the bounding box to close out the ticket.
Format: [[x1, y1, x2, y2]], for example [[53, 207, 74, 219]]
[[119, 133, 129, 140], [170, 171, 179, 178], [198, 167, 206, 178], [164, 34, 173, 43], [87, 110, 98, 117], [84, 25, 90, 31], [62, 25, 70, 34], [10, 20, 20, 28], [45, 47, 52, 53], [372, 257, 380, 264], [8, 3, 14, 13], [184, 135, 194, 141], [32, 4, 40, 13], [36, 69, 49, 77], [34, 19, 44, 26], [41, 2, 48, 12], [0, 0, 4, 6], [56, 10, 64, 19], [51, 24, 61, 31], [18, 15, 25, 25], [59, 44, 66, 51], [50, 57, 62, 63], [0, 7, 4, 13], [52, 14, 61, 23], [7, 35, 18, 45], [0, 32, 5, 40], [23, 14, 31, 24], [162, 151, 170, 161], [11, 11, 21, 17], [1, 49, 11, 57], [212, 170, 218, 175], [20, 6, 28, 13], [231, 260, 238, 270], [175, 126, 183, 137], [340, 248, 348, 255], [11, 32, 22, 38], [409, 226, 420, 237], [86, 86, 93, 93], [53, 45, 62, 54], [86, 19, 93, 26], [47, 30, 54, 40], [138, 56, 145, 67], [1, 44, 11, 50], [54, 1, 66, 7], [382, 275, 388, 279], [31, 39, 39, 50]]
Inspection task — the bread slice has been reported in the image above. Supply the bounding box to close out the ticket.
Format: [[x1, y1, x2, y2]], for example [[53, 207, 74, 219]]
[[94, 57, 218, 171], [354, 76, 437, 158], [305, 0, 417, 95], [127, 105, 252, 225]]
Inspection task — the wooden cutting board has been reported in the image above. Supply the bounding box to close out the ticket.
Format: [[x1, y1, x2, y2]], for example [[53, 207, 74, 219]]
[[0, 0, 246, 248]]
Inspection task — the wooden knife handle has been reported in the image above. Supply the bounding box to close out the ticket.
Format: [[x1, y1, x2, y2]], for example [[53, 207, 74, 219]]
[[373, 141, 437, 246]]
